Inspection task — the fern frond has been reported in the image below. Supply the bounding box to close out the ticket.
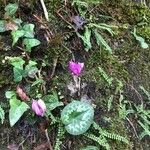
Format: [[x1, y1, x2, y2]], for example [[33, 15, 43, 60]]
[[84, 133, 110, 150], [54, 124, 65, 150], [93, 122, 129, 144]]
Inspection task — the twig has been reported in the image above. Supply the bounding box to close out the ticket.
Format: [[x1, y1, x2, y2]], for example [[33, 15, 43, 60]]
[[128, 84, 143, 104], [18, 132, 31, 149], [51, 57, 58, 78], [126, 117, 139, 139], [40, 0, 49, 21], [45, 129, 53, 150], [61, 44, 75, 61], [56, 7, 76, 31]]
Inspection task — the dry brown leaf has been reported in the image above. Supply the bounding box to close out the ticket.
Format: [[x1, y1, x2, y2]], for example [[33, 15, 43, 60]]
[[7, 144, 18, 150], [16, 86, 30, 101], [5, 21, 18, 31], [34, 141, 49, 150]]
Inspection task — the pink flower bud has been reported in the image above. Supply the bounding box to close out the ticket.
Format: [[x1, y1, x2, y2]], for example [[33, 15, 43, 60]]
[[32, 99, 46, 117], [69, 60, 84, 76]]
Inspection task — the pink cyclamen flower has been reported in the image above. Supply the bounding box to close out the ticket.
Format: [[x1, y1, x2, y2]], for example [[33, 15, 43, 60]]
[[32, 99, 46, 117], [69, 60, 84, 76]]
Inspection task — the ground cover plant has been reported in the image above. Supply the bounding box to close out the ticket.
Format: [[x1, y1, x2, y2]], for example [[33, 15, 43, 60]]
[[0, 0, 150, 149]]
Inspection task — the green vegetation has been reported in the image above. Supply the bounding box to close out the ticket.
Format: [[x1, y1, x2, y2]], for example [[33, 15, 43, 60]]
[[0, 0, 150, 149]]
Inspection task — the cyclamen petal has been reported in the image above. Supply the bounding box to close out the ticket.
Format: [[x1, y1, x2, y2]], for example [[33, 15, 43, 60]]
[[32, 99, 46, 117], [69, 61, 84, 76], [37, 99, 46, 112]]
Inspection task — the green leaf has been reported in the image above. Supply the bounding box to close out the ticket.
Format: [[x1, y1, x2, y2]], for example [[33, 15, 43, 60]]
[[98, 67, 113, 85], [80, 146, 99, 150], [10, 57, 25, 69], [5, 3, 18, 16], [23, 24, 35, 38], [61, 101, 94, 135], [0, 105, 5, 124], [25, 60, 38, 78], [0, 20, 6, 32], [13, 67, 24, 82], [131, 28, 148, 49], [11, 30, 25, 46], [43, 92, 64, 111], [23, 38, 41, 52], [77, 26, 92, 51], [5, 91, 16, 99], [89, 23, 115, 36], [9, 97, 29, 127], [139, 86, 150, 101], [12, 18, 23, 26], [32, 78, 45, 86], [94, 29, 112, 54]]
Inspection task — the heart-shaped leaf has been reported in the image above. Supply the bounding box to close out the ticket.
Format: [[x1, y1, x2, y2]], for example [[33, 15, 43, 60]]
[[23, 38, 41, 52], [61, 101, 94, 135], [9, 97, 29, 127]]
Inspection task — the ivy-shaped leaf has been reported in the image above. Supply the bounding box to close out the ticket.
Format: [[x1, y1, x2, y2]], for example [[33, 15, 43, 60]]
[[13, 67, 24, 82], [9, 97, 29, 127], [12, 18, 23, 27], [0, 20, 6, 32], [5, 91, 16, 99], [61, 101, 94, 135], [11, 30, 25, 46], [23, 24, 35, 38], [5, 3, 18, 16], [23, 38, 41, 52], [43, 92, 64, 113], [24, 60, 38, 78], [10, 57, 25, 69]]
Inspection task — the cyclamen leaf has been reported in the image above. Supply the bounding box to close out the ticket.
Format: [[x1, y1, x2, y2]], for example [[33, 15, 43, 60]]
[[5, 3, 18, 16], [0, 20, 6, 32], [11, 30, 25, 46], [23, 24, 35, 38], [23, 38, 41, 52], [9, 97, 29, 127], [61, 101, 94, 135]]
